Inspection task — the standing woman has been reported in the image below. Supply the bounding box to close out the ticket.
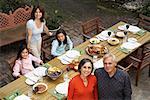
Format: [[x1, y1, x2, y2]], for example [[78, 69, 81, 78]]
[[68, 58, 98, 100], [26, 5, 52, 58]]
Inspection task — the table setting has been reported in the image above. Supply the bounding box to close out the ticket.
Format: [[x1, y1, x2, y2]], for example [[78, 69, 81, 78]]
[[58, 50, 81, 65]]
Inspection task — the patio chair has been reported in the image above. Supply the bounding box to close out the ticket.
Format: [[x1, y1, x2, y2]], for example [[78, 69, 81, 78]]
[[117, 63, 133, 72], [121, 42, 150, 86], [137, 14, 150, 31], [41, 33, 54, 62], [81, 17, 105, 42], [0, 59, 15, 87]]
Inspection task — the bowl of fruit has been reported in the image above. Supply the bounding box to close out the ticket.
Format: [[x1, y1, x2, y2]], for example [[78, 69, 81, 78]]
[[45, 67, 63, 80]]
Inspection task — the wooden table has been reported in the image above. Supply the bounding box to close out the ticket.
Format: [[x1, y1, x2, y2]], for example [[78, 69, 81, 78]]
[[0, 21, 150, 100]]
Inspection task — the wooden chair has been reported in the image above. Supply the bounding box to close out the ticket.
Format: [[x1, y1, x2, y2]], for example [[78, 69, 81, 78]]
[[81, 17, 105, 41], [123, 42, 150, 86], [117, 63, 133, 72], [137, 14, 150, 31], [41, 33, 54, 63]]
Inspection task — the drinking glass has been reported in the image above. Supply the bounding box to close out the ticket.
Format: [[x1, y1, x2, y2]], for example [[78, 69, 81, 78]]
[[126, 24, 130, 29], [27, 87, 33, 97], [63, 73, 69, 82], [108, 32, 111, 37]]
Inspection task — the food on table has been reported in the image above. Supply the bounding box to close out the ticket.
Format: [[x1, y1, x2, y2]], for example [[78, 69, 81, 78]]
[[33, 83, 48, 93], [86, 44, 108, 57], [72, 59, 79, 66], [90, 38, 100, 44], [46, 67, 62, 80], [107, 38, 120, 45]]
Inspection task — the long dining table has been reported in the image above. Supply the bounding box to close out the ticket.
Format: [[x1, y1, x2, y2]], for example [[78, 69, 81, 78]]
[[0, 21, 150, 100]]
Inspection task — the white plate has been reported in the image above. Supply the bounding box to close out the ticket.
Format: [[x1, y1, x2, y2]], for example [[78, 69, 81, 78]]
[[121, 42, 141, 50], [14, 94, 31, 100], [107, 38, 119, 45], [128, 38, 137, 43], [33, 67, 47, 77], [128, 25, 141, 33], [118, 25, 127, 31], [25, 79, 35, 85], [100, 30, 115, 37], [65, 50, 80, 58], [55, 82, 69, 96], [116, 31, 125, 38], [90, 38, 100, 44]]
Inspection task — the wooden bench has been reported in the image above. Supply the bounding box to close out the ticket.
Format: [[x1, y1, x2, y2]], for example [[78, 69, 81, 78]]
[[0, 6, 32, 47]]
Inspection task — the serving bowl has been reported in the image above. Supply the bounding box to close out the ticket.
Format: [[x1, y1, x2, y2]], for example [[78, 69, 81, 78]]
[[33, 83, 48, 94], [45, 67, 63, 80]]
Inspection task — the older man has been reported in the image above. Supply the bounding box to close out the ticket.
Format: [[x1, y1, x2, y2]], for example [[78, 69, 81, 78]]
[[94, 53, 132, 100]]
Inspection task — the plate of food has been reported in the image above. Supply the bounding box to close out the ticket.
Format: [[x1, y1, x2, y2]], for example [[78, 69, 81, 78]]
[[45, 67, 63, 80], [90, 38, 100, 44], [107, 38, 120, 45], [115, 31, 126, 38], [33, 83, 48, 94], [85, 44, 108, 57]]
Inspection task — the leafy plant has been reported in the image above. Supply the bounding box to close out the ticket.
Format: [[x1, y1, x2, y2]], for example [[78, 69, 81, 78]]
[[46, 10, 63, 30]]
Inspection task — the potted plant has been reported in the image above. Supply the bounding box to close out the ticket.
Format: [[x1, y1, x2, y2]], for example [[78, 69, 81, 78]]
[[47, 10, 63, 33]]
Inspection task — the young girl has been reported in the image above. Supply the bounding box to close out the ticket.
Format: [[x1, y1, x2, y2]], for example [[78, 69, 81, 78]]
[[51, 29, 73, 57], [12, 45, 43, 78]]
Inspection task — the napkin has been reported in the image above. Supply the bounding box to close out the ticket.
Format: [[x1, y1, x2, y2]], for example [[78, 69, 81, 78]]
[[13, 94, 31, 100], [93, 58, 104, 69], [3, 90, 22, 100], [25, 71, 41, 83], [136, 29, 147, 36], [58, 50, 80, 64], [33, 67, 47, 77], [128, 25, 141, 33], [119, 42, 141, 53], [96, 30, 115, 41]]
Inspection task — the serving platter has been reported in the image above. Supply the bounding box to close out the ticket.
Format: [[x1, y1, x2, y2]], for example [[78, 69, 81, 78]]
[[85, 45, 108, 57]]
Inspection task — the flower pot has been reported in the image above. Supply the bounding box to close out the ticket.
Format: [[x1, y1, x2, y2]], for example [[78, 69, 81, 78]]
[[49, 26, 61, 42], [49, 26, 61, 36]]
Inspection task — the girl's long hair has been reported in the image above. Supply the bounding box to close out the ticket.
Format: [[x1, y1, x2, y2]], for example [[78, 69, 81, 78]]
[[16, 44, 29, 60], [56, 29, 67, 46], [30, 5, 45, 22]]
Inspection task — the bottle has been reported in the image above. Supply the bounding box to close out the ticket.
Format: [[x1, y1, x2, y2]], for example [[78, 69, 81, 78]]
[[93, 55, 98, 63], [63, 73, 69, 82]]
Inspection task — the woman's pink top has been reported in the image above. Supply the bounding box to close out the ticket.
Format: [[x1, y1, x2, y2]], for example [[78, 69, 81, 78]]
[[68, 74, 98, 100], [12, 54, 42, 77]]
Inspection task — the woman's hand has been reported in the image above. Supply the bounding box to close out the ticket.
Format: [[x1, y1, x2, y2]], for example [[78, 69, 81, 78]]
[[49, 31, 53, 36], [40, 61, 44, 65], [27, 44, 32, 52]]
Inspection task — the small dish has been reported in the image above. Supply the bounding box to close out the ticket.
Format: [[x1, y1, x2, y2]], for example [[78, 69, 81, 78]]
[[116, 31, 126, 38], [107, 38, 120, 45], [128, 38, 137, 43], [32, 83, 48, 94], [90, 38, 100, 44], [25, 79, 35, 86]]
